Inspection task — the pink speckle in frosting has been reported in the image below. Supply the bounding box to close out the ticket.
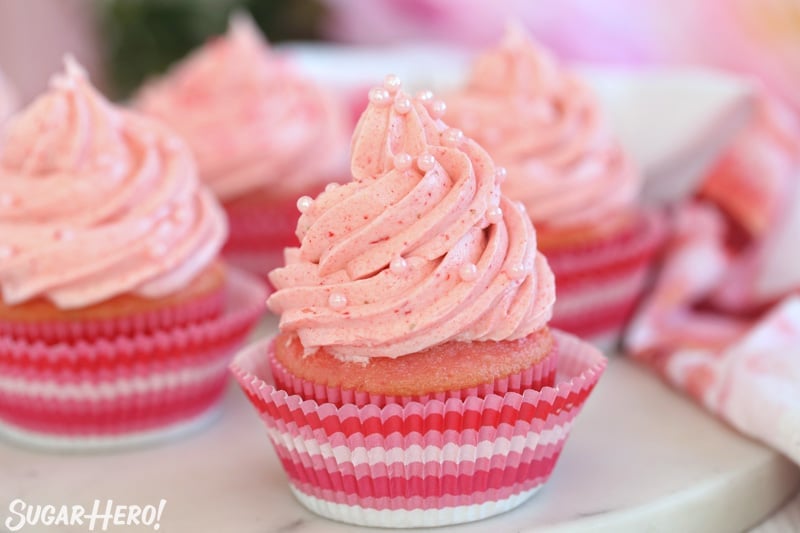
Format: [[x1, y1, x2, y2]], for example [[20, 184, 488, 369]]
[[267, 78, 555, 360]]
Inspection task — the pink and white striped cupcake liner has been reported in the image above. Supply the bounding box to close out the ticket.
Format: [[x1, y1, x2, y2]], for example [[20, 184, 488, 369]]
[[222, 194, 307, 282], [231, 330, 605, 527], [0, 286, 226, 345], [269, 339, 559, 408], [0, 268, 267, 450], [547, 210, 666, 349]]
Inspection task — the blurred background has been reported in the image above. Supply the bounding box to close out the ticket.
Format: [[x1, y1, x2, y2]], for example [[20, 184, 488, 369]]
[[1, 0, 799, 108]]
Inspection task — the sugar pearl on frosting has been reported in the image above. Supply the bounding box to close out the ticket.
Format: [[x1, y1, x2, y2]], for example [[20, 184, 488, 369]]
[[328, 292, 347, 310], [390, 256, 408, 274], [394, 96, 412, 114], [368, 87, 391, 106], [393, 153, 412, 171], [459, 263, 478, 282], [417, 154, 435, 172], [383, 74, 402, 93], [507, 263, 526, 280], [429, 100, 447, 118], [486, 206, 503, 223], [296, 195, 313, 213], [441, 128, 464, 146], [416, 90, 434, 102], [495, 166, 508, 183]]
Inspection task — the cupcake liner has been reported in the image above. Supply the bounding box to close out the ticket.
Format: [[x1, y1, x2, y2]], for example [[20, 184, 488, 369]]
[[0, 268, 267, 449], [550, 263, 650, 343], [269, 341, 558, 407], [231, 330, 605, 527], [543, 210, 666, 280], [221, 248, 285, 287], [0, 402, 222, 453], [223, 195, 303, 251], [546, 210, 667, 344], [0, 288, 226, 345]]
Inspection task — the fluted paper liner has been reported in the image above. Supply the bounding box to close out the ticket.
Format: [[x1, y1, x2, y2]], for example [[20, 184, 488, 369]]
[[0, 288, 225, 344], [269, 340, 558, 407], [231, 330, 606, 527], [0, 268, 267, 448], [547, 210, 666, 342]]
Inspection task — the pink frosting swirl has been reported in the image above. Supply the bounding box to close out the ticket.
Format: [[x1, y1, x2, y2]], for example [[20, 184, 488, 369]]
[[446, 24, 639, 230], [0, 59, 227, 309], [136, 15, 347, 202], [268, 77, 555, 361]]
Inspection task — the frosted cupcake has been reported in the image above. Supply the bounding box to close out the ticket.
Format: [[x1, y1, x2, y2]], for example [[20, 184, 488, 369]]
[[136, 15, 348, 279], [0, 59, 266, 449], [445, 26, 665, 347], [231, 77, 606, 527]]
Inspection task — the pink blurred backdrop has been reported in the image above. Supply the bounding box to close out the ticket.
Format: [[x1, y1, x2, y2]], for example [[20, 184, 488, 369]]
[[323, 0, 800, 111], [1, 0, 799, 112]]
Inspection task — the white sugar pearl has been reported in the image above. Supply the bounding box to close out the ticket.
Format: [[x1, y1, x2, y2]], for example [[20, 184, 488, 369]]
[[417, 154, 435, 172], [383, 74, 402, 93], [368, 87, 391, 106], [507, 263, 526, 280], [486, 206, 503, 223], [296, 196, 313, 213], [459, 263, 478, 282], [328, 292, 347, 310], [390, 256, 408, 274], [393, 153, 412, 171]]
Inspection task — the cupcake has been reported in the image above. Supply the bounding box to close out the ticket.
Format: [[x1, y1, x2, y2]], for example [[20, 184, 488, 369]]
[[445, 25, 665, 348], [231, 77, 606, 527], [0, 59, 267, 449], [136, 15, 348, 280]]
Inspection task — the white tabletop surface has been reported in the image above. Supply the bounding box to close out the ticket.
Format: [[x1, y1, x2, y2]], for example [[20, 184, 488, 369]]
[[2, 318, 799, 533]]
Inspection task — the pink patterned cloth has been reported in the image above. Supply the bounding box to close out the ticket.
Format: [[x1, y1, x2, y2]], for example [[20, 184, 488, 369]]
[[625, 94, 800, 464]]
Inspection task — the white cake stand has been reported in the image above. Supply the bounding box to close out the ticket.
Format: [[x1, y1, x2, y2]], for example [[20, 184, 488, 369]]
[[1, 318, 798, 533]]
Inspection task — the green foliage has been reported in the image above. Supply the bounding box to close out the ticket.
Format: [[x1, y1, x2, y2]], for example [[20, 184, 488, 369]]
[[95, 0, 327, 99]]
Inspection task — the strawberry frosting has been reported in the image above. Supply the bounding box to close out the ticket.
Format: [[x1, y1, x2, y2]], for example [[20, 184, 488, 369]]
[[136, 15, 347, 202], [268, 77, 555, 361], [445, 24, 640, 231], [0, 58, 227, 309]]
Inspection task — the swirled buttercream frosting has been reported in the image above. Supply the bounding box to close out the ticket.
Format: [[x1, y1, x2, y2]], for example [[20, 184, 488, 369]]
[[0, 58, 227, 309], [445, 24, 639, 231], [268, 76, 555, 361], [136, 14, 346, 201]]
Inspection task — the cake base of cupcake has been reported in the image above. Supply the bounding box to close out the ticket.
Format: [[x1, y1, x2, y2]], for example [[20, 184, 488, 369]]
[[231, 330, 606, 528], [289, 483, 543, 528], [0, 401, 221, 453], [0, 268, 267, 451]]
